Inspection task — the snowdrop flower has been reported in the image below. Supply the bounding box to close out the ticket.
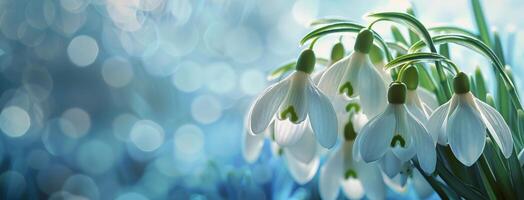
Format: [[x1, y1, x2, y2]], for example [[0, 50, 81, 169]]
[[401, 66, 433, 124], [427, 72, 513, 166], [319, 112, 385, 200], [248, 49, 338, 148], [385, 163, 434, 199], [242, 121, 320, 184], [318, 29, 388, 118], [353, 82, 437, 176]]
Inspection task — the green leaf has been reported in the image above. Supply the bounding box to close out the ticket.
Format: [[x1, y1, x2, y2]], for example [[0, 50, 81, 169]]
[[493, 31, 506, 65], [300, 23, 393, 61], [267, 58, 330, 81], [384, 52, 457, 75], [300, 22, 365, 45], [309, 18, 350, 26], [367, 11, 451, 98], [391, 26, 408, 45], [484, 138, 516, 199], [475, 67, 487, 101], [406, 8, 421, 45], [386, 42, 408, 55], [267, 61, 296, 81], [409, 34, 522, 110], [434, 155, 488, 200], [471, 0, 492, 47], [429, 26, 478, 38], [508, 148, 524, 199]]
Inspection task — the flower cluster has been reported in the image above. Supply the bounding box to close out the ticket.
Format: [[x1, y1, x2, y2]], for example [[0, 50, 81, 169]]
[[242, 7, 524, 200]]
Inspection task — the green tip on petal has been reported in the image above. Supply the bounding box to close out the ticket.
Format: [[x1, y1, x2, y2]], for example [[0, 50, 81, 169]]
[[453, 72, 470, 94], [344, 119, 357, 141], [339, 82, 354, 97], [401, 66, 418, 90], [344, 169, 358, 179], [388, 82, 407, 104], [296, 49, 316, 74], [330, 42, 345, 63], [277, 148, 284, 156], [354, 29, 374, 54], [345, 103, 360, 113], [390, 135, 406, 148], [280, 106, 299, 123]]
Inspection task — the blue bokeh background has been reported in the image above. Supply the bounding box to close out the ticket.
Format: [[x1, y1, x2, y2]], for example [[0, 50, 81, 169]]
[[0, 0, 523, 199]]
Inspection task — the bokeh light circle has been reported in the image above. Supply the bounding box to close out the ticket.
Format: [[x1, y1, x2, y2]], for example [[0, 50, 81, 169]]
[[0, 171, 27, 199], [191, 95, 222, 124], [116, 192, 150, 200], [76, 140, 115, 174], [172, 61, 203, 92], [130, 120, 165, 152], [62, 174, 99, 199], [112, 113, 139, 141], [174, 124, 204, 162], [102, 56, 134, 88], [67, 35, 99, 67], [240, 69, 266, 95], [59, 107, 91, 138], [0, 106, 31, 137], [205, 62, 236, 94]]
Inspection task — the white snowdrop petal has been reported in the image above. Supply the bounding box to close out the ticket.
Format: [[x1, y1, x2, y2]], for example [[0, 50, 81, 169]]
[[307, 84, 338, 149], [341, 178, 365, 200], [447, 97, 486, 166], [318, 56, 350, 98], [249, 79, 289, 134], [357, 57, 387, 118], [354, 161, 386, 200], [406, 103, 428, 124], [286, 126, 317, 163], [380, 151, 402, 178], [274, 119, 307, 147], [280, 72, 309, 123], [311, 69, 326, 85], [427, 101, 450, 144], [359, 106, 395, 162], [319, 147, 343, 200], [412, 121, 437, 174], [413, 169, 434, 199], [242, 130, 265, 163], [476, 99, 514, 158], [284, 151, 319, 185], [391, 107, 417, 162], [418, 88, 439, 110]]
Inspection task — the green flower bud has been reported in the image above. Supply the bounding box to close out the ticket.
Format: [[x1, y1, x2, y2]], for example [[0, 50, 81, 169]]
[[330, 42, 345, 63], [453, 72, 470, 94], [296, 49, 316, 74], [401, 66, 419, 91], [354, 29, 374, 54], [388, 82, 407, 104]]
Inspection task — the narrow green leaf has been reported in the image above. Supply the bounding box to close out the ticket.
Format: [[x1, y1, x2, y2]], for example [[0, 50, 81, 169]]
[[300, 24, 393, 61], [434, 155, 488, 200], [386, 42, 408, 54], [471, 0, 492, 47], [267, 57, 330, 81], [391, 26, 408, 45], [429, 26, 478, 38], [493, 31, 506, 65], [484, 138, 516, 199], [300, 22, 365, 45], [309, 18, 350, 26], [475, 67, 487, 101], [406, 8, 421, 45], [508, 148, 524, 199], [384, 52, 456, 75], [409, 34, 522, 110], [267, 61, 295, 81]]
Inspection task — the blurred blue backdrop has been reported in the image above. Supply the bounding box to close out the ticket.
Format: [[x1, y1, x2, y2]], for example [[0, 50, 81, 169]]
[[0, 0, 523, 199]]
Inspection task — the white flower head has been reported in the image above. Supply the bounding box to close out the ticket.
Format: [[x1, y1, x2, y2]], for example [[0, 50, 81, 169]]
[[401, 66, 434, 125], [427, 72, 514, 166], [319, 114, 385, 200], [242, 121, 320, 185], [318, 29, 389, 118], [248, 49, 338, 149], [353, 82, 437, 176]]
